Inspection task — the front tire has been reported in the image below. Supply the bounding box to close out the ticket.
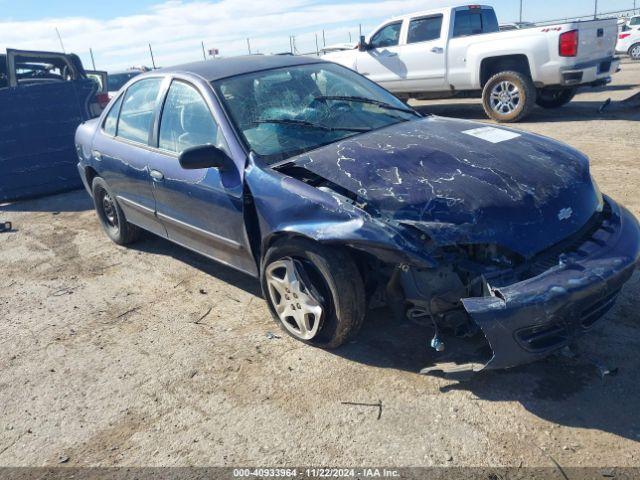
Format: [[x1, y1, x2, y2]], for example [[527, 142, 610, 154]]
[[91, 177, 141, 245], [535, 87, 577, 109], [261, 237, 365, 349], [629, 43, 640, 61], [482, 70, 536, 122]]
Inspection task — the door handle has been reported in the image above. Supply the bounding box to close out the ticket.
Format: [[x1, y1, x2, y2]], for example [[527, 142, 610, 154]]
[[431, 47, 444, 54], [91, 150, 102, 161], [149, 169, 164, 181], [385, 52, 398, 57]]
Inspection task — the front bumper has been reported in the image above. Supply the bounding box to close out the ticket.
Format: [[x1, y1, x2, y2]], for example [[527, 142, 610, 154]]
[[461, 198, 640, 370]]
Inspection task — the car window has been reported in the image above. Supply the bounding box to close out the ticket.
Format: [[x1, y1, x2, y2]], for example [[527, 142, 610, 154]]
[[453, 9, 499, 37], [630, 17, 640, 26], [407, 15, 443, 43], [370, 22, 402, 48], [117, 78, 162, 144], [103, 95, 123, 136], [158, 81, 227, 154]]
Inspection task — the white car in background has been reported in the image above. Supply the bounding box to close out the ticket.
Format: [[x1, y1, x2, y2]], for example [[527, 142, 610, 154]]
[[617, 26, 640, 60]]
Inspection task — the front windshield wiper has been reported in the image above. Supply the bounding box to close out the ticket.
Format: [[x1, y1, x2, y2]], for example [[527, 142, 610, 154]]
[[313, 95, 421, 117], [253, 118, 371, 133]]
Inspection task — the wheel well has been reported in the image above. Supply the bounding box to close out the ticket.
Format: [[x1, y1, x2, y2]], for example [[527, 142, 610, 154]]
[[85, 166, 99, 191], [480, 55, 532, 87]]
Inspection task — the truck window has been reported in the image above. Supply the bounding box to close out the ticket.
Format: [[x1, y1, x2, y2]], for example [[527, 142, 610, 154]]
[[453, 9, 499, 37], [370, 22, 402, 48], [408, 15, 443, 43]]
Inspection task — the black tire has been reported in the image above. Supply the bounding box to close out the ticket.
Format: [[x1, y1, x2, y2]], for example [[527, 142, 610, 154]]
[[535, 87, 577, 109], [91, 177, 141, 245], [629, 43, 640, 61], [482, 70, 536, 122], [261, 237, 365, 349]]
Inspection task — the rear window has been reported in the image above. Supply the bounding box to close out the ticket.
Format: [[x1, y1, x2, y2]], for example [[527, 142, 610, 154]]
[[453, 8, 499, 37], [408, 15, 443, 43]]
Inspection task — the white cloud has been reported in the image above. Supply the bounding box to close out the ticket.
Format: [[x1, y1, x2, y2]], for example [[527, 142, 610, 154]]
[[0, 0, 466, 70]]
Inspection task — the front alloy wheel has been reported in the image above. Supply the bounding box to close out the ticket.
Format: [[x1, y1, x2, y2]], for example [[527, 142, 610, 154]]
[[261, 237, 365, 349], [265, 258, 323, 340]]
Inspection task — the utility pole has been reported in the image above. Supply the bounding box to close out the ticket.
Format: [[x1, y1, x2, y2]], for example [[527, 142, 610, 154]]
[[55, 27, 65, 52], [201, 41, 206, 60], [322, 29, 326, 47], [89, 48, 96, 70], [149, 43, 157, 69], [594, 0, 598, 19], [315, 33, 320, 56], [519, 0, 523, 23], [348, 32, 352, 42], [247, 38, 251, 55]]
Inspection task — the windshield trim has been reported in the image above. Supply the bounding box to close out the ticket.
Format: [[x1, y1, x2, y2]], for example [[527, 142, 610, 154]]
[[210, 62, 419, 165]]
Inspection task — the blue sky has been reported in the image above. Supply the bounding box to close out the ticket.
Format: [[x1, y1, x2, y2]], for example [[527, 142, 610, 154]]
[[1, 0, 638, 70], [3, 0, 637, 22]]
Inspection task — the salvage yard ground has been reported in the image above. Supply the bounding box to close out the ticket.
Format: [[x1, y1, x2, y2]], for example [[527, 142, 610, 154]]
[[1, 59, 639, 468]]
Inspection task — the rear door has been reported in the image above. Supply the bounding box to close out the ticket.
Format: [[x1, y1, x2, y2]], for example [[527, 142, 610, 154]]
[[396, 14, 447, 90], [147, 78, 257, 275], [91, 77, 165, 236], [0, 50, 96, 201]]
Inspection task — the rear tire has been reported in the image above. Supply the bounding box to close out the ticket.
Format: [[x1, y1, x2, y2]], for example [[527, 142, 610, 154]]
[[91, 177, 141, 245], [629, 43, 640, 61], [482, 70, 536, 122], [535, 87, 577, 109], [261, 237, 365, 349]]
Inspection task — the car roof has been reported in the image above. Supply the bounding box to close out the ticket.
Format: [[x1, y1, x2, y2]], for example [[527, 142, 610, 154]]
[[158, 54, 325, 81]]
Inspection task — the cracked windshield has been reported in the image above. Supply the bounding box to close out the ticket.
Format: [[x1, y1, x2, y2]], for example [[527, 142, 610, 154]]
[[214, 62, 419, 163]]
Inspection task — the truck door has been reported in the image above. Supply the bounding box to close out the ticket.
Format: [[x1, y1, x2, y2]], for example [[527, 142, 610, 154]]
[[355, 21, 405, 90], [396, 14, 447, 91]]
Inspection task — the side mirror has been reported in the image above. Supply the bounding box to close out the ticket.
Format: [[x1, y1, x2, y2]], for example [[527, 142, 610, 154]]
[[178, 144, 232, 170], [358, 35, 369, 52]]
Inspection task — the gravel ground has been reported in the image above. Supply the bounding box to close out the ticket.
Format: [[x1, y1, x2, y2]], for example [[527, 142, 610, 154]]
[[1, 59, 639, 469]]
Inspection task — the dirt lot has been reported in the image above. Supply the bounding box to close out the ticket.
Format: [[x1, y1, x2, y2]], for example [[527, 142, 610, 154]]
[[1, 59, 639, 469]]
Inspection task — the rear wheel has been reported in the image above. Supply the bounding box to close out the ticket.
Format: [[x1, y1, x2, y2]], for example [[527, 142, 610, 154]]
[[482, 70, 536, 122], [535, 87, 577, 109], [629, 43, 640, 61], [91, 177, 141, 245], [261, 237, 365, 349]]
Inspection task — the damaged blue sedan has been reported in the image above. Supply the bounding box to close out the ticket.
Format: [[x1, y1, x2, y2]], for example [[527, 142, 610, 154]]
[[75, 55, 640, 372]]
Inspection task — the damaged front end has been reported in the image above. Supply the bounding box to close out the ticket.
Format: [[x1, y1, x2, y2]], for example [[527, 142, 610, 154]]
[[399, 198, 640, 372]]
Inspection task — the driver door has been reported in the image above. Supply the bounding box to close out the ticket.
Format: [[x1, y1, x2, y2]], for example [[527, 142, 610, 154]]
[[355, 21, 406, 90], [147, 79, 257, 276]]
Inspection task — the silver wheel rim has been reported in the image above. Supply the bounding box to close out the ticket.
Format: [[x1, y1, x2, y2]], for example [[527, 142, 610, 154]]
[[490, 80, 521, 115], [631, 45, 640, 59], [265, 258, 323, 340]]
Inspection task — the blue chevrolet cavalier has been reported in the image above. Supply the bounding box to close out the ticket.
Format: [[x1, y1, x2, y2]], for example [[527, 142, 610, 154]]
[[75, 55, 640, 372]]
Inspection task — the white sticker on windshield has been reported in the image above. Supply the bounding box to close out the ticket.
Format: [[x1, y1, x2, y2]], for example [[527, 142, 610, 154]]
[[463, 126, 521, 143]]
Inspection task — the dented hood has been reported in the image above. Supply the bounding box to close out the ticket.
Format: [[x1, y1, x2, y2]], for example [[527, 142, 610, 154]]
[[285, 116, 602, 258]]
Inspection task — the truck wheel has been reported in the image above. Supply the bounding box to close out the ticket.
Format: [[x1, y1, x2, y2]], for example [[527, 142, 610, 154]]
[[261, 237, 365, 349], [629, 43, 640, 61], [535, 87, 578, 109], [482, 71, 536, 122], [91, 177, 142, 245]]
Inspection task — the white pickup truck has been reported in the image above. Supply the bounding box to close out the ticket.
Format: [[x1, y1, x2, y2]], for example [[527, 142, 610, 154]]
[[323, 5, 620, 122]]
